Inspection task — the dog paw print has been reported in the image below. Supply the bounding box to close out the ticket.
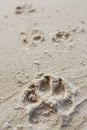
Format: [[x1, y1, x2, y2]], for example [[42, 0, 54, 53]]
[[52, 31, 71, 43], [15, 4, 36, 15], [19, 29, 44, 46], [21, 75, 76, 128]]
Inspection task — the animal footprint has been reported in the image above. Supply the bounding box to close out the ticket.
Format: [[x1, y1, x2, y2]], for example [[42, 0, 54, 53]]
[[15, 4, 36, 15], [21, 75, 76, 128], [52, 31, 70, 43]]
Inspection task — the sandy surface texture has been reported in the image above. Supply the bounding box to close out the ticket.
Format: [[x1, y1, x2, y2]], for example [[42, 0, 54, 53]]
[[0, 0, 87, 130]]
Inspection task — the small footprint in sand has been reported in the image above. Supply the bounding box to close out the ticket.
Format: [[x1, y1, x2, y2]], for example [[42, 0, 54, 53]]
[[15, 4, 36, 15], [19, 29, 44, 46], [21, 75, 77, 128], [31, 29, 44, 42], [52, 31, 71, 43]]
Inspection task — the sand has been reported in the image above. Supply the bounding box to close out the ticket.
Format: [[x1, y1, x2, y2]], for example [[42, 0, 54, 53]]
[[0, 0, 87, 130]]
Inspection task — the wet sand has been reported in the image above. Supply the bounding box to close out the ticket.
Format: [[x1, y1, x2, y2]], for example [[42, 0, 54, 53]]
[[0, 0, 87, 130]]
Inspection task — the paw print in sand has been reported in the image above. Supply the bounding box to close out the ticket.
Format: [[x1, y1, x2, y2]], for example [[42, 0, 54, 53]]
[[15, 4, 36, 15], [52, 31, 71, 43], [21, 75, 76, 129]]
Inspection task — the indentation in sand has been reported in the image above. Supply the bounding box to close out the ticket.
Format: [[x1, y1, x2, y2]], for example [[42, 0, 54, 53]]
[[21, 75, 77, 128], [15, 4, 36, 15], [31, 29, 44, 42]]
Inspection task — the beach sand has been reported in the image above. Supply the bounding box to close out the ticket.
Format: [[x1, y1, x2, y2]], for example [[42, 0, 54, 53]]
[[0, 0, 87, 130]]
